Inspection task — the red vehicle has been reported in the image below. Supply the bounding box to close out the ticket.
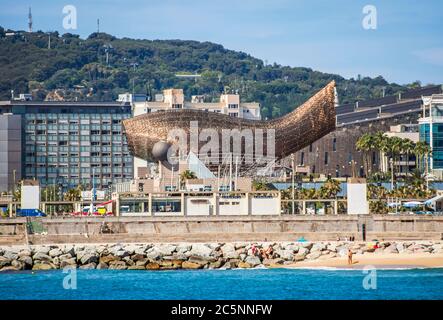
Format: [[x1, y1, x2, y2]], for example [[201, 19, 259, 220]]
[[69, 200, 114, 216]]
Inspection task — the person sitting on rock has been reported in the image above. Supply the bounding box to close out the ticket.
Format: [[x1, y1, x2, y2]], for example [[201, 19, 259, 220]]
[[251, 244, 259, 256], [265, 245, 274, 259], [260, 247, 267, 259]]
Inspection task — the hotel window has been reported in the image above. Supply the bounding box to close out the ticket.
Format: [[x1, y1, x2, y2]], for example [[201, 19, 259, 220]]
[[431, 104, 443, 117], [332, 138, 336, 152], [324, 152, 329, 165], [172, 104, 182, 109], [228, 112, 238, 117], [228, 104, 239, 109]]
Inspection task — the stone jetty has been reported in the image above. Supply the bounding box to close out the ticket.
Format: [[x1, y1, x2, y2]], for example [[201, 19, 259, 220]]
[[0, 241, 442, 272]]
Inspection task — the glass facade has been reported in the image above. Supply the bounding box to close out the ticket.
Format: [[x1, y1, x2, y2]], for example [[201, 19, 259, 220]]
[[13, 103, 133, 190], [419, 122, 443, 169]]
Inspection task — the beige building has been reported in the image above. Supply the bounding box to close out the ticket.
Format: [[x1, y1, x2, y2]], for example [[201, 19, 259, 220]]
[[132, 88, 261, 120], [380, 124, 419, 174]]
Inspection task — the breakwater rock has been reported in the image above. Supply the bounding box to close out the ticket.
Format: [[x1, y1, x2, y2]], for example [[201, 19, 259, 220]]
[[0, 241, 442, 271]]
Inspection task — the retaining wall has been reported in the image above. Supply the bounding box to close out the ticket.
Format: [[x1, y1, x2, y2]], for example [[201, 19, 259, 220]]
[[0, 215, 442, 245]]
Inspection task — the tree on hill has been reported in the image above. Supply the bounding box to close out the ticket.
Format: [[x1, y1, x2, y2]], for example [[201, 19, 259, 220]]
[[0, 27, 415, 118]]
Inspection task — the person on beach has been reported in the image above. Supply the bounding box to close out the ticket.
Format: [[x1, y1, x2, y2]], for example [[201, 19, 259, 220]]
[[266, 245, 274, 259], [251, 244, 258, 256], [260, 247, 267, 259], [347, 249, 353, 265]]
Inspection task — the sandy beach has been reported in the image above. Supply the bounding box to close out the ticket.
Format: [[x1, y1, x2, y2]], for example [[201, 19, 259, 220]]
[[286, 253, 443, 269]]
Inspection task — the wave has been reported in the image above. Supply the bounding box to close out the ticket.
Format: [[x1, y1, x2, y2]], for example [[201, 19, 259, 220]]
[[284, 265, 443, 271]]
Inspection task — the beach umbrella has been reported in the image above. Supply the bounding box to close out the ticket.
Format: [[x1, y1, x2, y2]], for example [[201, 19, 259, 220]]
[[387, 202, 400, 207], [403, 201, 423, 208]]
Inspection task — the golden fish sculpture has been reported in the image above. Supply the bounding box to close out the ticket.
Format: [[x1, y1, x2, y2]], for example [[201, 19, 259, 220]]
[[123, 81, 336, 164]]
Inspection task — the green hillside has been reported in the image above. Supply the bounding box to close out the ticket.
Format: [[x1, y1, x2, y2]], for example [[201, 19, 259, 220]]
[[0, 27, 422, 118]]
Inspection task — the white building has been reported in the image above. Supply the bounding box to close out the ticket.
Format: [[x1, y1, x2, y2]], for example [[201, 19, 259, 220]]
[[132, 89, 261, 120], [380, 124, 419, 174]]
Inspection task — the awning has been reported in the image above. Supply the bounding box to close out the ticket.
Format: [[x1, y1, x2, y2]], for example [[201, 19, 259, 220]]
[[424, 194, 443, 205], [403, 201, 423, 208]]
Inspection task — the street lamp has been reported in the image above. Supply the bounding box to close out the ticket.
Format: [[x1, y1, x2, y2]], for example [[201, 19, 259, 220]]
[[389, 158, 394, 191]]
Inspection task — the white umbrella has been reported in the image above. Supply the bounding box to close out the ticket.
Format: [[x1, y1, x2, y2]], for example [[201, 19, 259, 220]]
[[403, 201, 423, 208]]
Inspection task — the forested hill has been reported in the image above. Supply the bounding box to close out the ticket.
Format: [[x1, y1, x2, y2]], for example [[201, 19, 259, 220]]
[[0, 27, 424, 119]]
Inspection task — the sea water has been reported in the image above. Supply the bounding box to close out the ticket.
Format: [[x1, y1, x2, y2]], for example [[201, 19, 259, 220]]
[[0, 268, 442, 300]]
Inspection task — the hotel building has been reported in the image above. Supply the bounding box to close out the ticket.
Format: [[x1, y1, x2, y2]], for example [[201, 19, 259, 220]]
[[419, 94, 443, 178], [0, 100, 133, 192]]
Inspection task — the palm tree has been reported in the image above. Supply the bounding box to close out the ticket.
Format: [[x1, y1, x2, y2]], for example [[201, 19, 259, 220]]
[[319, 179, 342, 199], [356, 133, 373, 176], [12, 187, 21, 202], [414, 141, 431, 174], [252, 180, 270, 191], [372, 131, 386, 170], [401, 139, 415, 176], [179, 170, 197, 188], [299, 188, 318, 200], [367, 184, 389, 199], [64, 187, 82, 202]]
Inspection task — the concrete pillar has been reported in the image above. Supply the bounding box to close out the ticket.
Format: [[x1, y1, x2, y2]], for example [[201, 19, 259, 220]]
[[246, 192, 251, 215], [115, 195, 120, 217], [214, 192, 219, 216], [213, 193, 218, 216], [181, 193, 185, 216], [8, 203, 13, 218], [334, 200, 338, 215], [148, 193, 152, 216], [302, 200, 306, 215], [277, 192, 282, 215]]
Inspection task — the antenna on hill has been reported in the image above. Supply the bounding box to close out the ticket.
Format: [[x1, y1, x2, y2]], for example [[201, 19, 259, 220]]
[[47, 31, 52, 50], [28, 7, 33, 33]]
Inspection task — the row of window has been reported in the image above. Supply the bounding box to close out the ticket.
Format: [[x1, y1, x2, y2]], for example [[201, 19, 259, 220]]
[[26, 146, 129, 152], [26, 118, 123, 124]]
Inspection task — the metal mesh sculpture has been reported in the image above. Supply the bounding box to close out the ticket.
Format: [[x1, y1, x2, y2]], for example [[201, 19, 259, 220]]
[[123, 81, 336, 163]]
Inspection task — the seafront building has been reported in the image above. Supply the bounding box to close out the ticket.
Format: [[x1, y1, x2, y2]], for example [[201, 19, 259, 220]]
[[0, 89, 260, 193], [0, 112, 21, 192], [292, 85, 443, 178], [419, 94, 443, 178], [0, 100, 133, 191], [0, 85, 442, 194]]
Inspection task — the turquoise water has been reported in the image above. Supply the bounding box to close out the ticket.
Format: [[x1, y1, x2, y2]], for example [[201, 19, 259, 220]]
[[0, 268, 442, 300]]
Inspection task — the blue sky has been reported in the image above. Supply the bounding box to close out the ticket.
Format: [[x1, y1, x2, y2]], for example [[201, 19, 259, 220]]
[[1, 0, 442, 84]]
